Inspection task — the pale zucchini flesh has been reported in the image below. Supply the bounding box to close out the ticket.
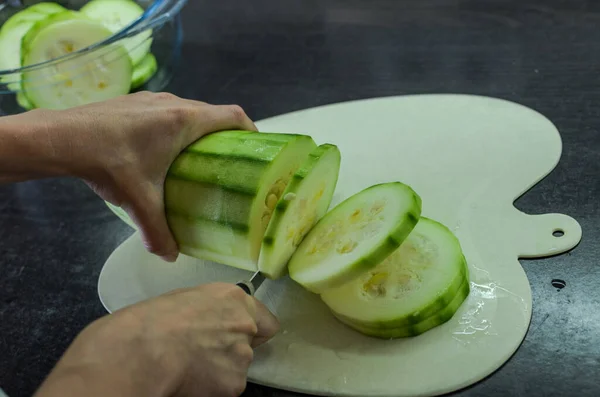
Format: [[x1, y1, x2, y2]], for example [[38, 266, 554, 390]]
[[287, 182, 422, 294], [0, 2, 67, 91], [21, 13, 132, 109], [80, 0, 152, 66], [258, 143, 341, 279], [332, 277, 470, 339], [321, 217, 469, 330]]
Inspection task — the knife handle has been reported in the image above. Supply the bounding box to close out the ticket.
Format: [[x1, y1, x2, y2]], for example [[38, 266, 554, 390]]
[[235, 280, 255, 296]]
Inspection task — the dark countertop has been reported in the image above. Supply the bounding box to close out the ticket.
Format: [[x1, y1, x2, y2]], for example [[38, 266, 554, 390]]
[[1, 0, 599, 396]]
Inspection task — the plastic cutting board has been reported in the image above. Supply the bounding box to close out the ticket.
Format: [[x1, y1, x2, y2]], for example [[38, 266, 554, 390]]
[[98, 94, 582, 397]]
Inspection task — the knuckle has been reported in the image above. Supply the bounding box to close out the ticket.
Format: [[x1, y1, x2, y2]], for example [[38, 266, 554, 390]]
[[169, 106, 195, 131], [153, 91, 178, 101], [228, 378, 248, 397], [231, 315, 258, 336], [234, 342, 254, 364], [228, 104, 248, 123]]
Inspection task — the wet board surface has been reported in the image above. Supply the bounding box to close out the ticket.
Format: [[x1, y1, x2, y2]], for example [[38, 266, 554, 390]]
[[98, 94, 582, 397]]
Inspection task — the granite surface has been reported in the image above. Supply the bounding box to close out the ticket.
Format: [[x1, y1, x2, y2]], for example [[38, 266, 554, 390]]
[[1, 0, 599, 396]]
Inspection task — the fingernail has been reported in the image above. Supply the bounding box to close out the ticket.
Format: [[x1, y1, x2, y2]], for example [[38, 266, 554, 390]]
[[161, 253, 178, 263]]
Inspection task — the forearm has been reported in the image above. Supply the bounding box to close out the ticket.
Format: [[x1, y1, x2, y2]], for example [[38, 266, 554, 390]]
[[0, 110, 74, 183], [34, 316, 175, 397], [34, 363, 156, 397]]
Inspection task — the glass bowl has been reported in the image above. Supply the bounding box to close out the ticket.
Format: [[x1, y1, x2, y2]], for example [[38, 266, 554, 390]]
[[0, 0, 187, 115]]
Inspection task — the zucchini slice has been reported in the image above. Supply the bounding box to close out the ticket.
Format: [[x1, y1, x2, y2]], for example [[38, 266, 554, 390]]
[[21, 12, 132, 109], [130, 52, 157, 89], [258, 143, 341, 279], [0, 2, 67, 91], [320, 217, 469, 335], [80, 0, 152, 66], [16, 91, 34, 110], [164, 131, 317, 271], [288, 182, 422, 294], [332, 277, 470, 339]]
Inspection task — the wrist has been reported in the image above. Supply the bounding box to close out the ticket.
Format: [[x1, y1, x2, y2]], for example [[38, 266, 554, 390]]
[[0, 109, 76, 183], [35, 314, 179, 397]]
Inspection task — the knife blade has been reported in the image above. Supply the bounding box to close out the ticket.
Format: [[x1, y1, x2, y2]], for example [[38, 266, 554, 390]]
[[236, 270, 266, 296]]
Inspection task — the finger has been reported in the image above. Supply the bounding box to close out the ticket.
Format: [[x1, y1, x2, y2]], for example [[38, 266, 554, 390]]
[[249, 298, 280, 348], [122, 182, 179, 262], [185, 104, 258, 143]]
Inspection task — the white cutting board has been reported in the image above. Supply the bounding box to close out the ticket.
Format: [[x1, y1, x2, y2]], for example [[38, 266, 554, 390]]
[[98, 94, 582, 397]]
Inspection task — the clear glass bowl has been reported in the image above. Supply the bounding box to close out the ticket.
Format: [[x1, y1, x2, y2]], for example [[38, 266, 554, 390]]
[[0, 0, 187, 115]]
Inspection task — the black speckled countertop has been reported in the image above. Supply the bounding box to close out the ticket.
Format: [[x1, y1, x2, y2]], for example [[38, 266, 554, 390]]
[[1, 0, 599, 396]]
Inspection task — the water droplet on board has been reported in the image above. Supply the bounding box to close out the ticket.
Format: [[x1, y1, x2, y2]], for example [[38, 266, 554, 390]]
[[285, 342, 301, 354], [326, 374, 349, 388]]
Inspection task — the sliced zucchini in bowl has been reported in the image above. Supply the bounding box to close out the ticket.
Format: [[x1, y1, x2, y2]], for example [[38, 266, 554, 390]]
[[80, 0, 152, 66], [130, 52, 157, 89], [0, 2, 67, 91], [21, 11, 132, 109]]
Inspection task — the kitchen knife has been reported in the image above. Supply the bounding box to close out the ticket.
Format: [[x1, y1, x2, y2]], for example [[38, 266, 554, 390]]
[[236, 270, 266, 296]]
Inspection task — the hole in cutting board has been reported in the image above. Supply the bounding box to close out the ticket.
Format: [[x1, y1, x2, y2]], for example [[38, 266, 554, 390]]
[[551, 279, 566, 290], [553, 229, 565, 237]]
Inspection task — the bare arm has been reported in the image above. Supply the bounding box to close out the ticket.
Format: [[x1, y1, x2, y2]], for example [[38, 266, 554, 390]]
[[0, 110, 73, 184]]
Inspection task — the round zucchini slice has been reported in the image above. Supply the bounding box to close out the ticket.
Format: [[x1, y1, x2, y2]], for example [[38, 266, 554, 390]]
[[288, 182, 422, 294]]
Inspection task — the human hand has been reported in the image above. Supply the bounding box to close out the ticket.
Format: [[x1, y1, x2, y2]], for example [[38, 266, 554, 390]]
[[43, 91, 257, 261], [34, 282, 280, 397]]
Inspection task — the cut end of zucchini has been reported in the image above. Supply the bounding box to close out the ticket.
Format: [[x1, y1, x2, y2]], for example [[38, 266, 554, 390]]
[[321, 217, 470, 337], [288, 182, 422, 294], [258, 143, 342, 279]]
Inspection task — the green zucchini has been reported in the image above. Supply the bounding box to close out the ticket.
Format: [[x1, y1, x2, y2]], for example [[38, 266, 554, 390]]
[[164, 131, 317, 271], [16, 91, 34, 110], [257, 143, 341, 279], [130, 52, 157, 89], [287, 182, 422, 294]]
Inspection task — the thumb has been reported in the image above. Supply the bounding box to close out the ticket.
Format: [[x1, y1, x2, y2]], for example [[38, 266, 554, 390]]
[[122, 182, 179, 262], [250, 299, 280, 348]]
